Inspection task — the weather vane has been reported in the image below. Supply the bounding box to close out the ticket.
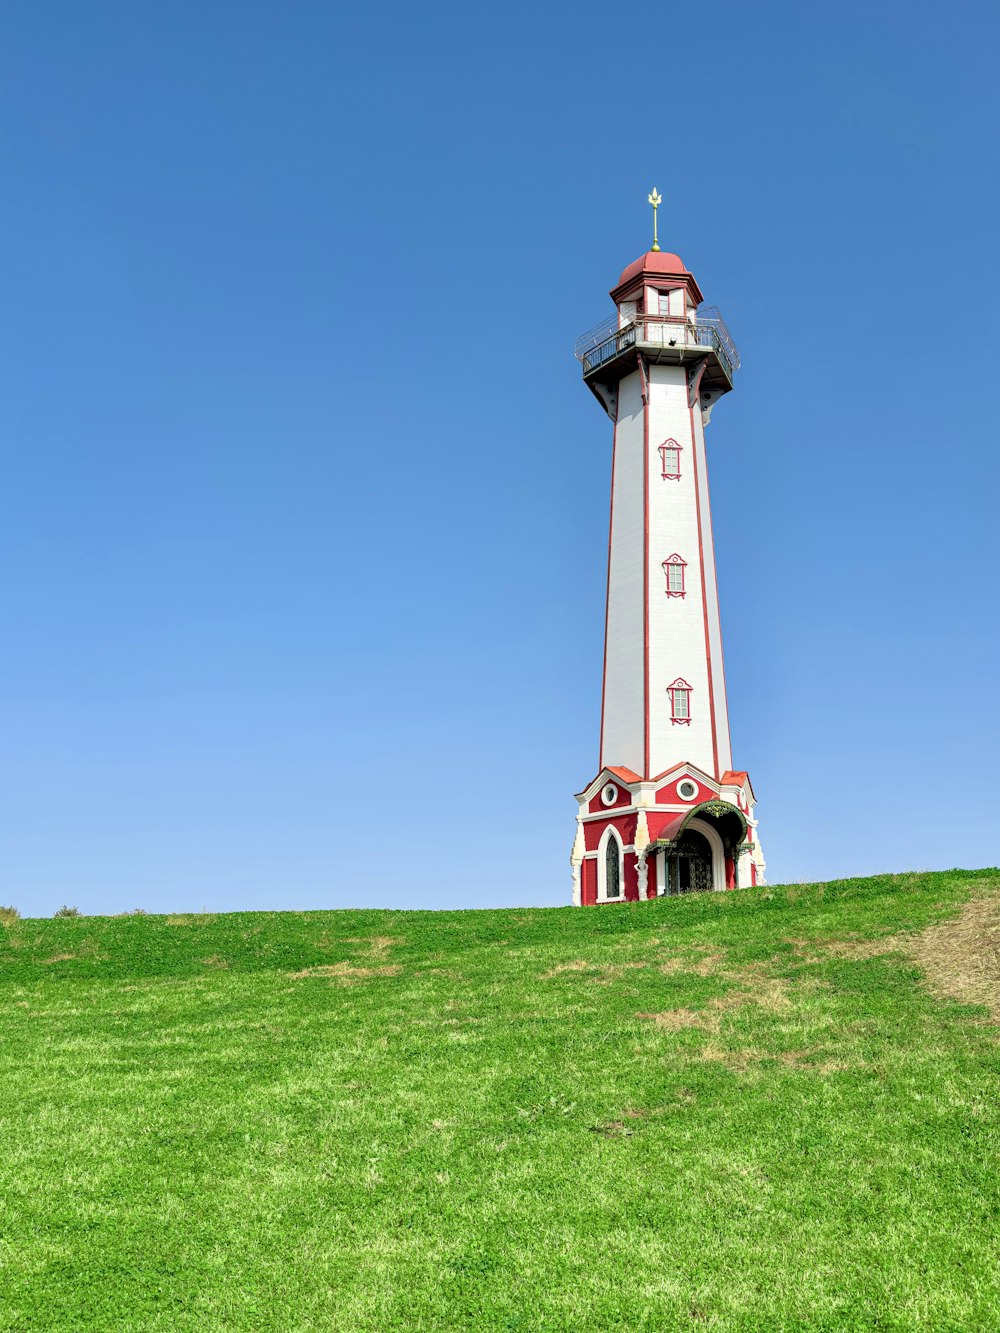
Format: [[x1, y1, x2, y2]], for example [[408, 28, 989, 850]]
[[647, 187, 662, 253]]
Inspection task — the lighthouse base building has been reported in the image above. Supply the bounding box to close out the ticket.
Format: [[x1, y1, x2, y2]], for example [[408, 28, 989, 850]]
[[570, 237, 765, 905], [571, 765, 764, 906]]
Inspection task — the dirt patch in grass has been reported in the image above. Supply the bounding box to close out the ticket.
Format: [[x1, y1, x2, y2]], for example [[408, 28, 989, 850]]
[[907, 892, 1000, 1021], [637, 969, 808, 1071], [783, 887, 1000, 1022], [542, 959, 592, 977], [41, 942, 107, 964], [659, 948, 728, 977], [821, 938, 905, 961], [698, 1044, 861, 1075], [200, 955, 230, 969], [289, 963, 402, 984], [638, 1006, 707, 1032], [590, 1119, 636, 1138], [541, 959, 649, 983], [344, 935, 402, 956], [638, 974, 792, 1033], [591, 1098, 697, 1136]]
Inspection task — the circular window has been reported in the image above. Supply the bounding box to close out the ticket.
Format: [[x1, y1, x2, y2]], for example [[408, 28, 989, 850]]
[[677, 780, 698, 802], [601, 783, 619, 806]]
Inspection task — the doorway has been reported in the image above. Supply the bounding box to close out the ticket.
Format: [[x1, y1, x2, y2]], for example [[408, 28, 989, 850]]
[[665, 830, 714, 894]]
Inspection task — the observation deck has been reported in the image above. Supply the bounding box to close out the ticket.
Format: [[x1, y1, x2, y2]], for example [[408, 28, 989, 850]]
[[574, 307, 740, 396]]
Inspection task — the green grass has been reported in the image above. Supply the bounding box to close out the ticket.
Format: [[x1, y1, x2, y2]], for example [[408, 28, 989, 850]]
[[1, 870, 999, 1331]]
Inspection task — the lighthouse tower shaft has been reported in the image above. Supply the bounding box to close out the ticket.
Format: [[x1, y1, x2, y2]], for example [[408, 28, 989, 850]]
[[571, 246, 765, 906], [602, 359, 731, 781]]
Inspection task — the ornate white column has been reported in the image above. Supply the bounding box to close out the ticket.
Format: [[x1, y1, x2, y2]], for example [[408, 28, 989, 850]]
[[634, 808, 650, 901], [570, 823, 584, 907]]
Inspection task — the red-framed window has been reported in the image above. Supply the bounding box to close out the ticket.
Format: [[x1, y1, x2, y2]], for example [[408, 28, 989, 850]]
[[663, 554, 687, 597], [667, 677, 692, 725], [658, 439, 682, 480]]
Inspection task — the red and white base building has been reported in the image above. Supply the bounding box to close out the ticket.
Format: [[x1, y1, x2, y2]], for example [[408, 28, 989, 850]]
[[570, 234, 766, 905]]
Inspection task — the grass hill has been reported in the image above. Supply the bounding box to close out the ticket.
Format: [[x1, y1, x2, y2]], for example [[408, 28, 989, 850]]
[[2, 869, 999, 1331]]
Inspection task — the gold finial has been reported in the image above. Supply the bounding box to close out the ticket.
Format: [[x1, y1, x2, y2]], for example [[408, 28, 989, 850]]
[[647, 187, 662, 252]]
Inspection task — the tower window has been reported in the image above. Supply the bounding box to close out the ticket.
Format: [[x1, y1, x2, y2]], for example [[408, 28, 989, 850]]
[[667, 678, 693, 725], [663, 554, 687, 597], [657, 291, 673, 316], [658, 439, 682, 480]]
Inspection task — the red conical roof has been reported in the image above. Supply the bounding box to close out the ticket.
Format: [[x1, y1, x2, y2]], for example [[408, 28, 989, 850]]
[[617, 251, 687, 285], [611, 250, 704, 306]]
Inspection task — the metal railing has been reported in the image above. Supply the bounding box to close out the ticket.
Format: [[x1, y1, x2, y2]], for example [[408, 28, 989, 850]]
[[695, 305, 741, 373], [574, 308, 740, 383], [573, 312, 622, 362], [575, 315, 733, 382]]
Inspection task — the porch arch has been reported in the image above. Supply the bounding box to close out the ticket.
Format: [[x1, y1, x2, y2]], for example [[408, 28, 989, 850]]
[[652, 799, 748, 894]]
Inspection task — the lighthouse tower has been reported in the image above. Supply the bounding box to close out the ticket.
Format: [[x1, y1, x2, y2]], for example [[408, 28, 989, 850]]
[[570, 194, 766, 905]]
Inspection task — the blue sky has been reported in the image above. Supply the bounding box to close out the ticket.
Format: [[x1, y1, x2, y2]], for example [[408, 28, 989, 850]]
[[2, 1, 998, 916]]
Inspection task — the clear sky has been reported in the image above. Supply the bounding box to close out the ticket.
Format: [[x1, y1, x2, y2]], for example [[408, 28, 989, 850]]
[[2, 1, 998, 917]]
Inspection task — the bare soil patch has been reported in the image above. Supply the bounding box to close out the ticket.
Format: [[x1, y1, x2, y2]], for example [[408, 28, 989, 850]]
[[289, 963, 402, 984], [344, 935, 401, 956], [784, 888, 1000, 1022], [907, 893, 1000, 1021], [541, 959, 648, 983], [637, 972, 793, 1035], [659, 948, 728, 977]]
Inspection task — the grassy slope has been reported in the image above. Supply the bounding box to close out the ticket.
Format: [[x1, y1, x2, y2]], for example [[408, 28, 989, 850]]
[[1, 870, 999, 1332]]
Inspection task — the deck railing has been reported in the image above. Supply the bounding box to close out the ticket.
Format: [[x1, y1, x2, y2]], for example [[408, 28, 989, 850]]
[[574, 311, 739, 383]]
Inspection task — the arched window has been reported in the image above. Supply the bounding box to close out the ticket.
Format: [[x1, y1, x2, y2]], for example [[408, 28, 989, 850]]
[[604, 833, 622, 900], [658, 439, 682, 480], [662, 554, 687, 597], [667, 677, 693, 725]]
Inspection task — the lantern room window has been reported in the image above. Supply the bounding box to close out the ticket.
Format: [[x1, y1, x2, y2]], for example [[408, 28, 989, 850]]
[[658, 439, 682, 480], [667, 678, 693, 725], [663, 554, 687, 597]]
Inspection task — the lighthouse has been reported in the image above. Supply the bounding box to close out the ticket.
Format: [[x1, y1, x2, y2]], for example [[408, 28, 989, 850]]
[[570, 192, 766, 905]]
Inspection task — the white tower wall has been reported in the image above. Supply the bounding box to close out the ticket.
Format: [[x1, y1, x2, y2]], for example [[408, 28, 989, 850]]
[[646, 365, 731, 778], [600, 370, 645, 775], [600, 363, 732, 781]]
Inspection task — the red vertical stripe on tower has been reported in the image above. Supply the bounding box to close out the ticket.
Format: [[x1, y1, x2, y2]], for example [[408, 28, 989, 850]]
[[702, 440, 734, 768], [689, 402, 720, 778], [643, 376, 650, 779], [598, 417, 618, 773]]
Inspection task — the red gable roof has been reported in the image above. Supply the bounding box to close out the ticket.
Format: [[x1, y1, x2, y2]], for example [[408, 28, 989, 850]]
[[605, 766, 641, 784]]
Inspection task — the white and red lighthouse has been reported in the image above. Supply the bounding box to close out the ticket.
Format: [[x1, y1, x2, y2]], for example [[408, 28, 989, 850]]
[[571, 201, 766, 905]]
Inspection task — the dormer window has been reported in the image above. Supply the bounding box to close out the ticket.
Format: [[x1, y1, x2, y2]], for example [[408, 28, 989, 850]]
[[667, 678, 692, 725], [663, 554, 687, 598], [658, 439, 682, 480]]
